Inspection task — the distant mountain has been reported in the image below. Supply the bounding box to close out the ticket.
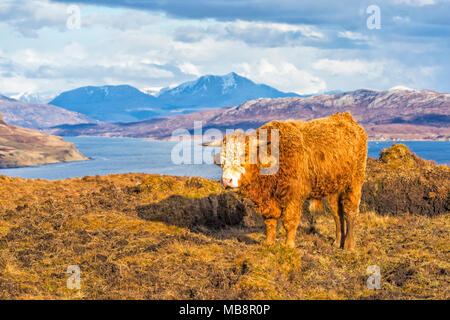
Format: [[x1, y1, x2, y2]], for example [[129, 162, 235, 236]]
[[0, 95, 98, 130], [0, 111, 88, 168], [46, 88, 450, 141], [156, 72, 300, 110], [323, 90, 343, 95], [10, 91, 55, 104], [49, 85, 160, 122], [206, 88, 450, 126], [49, 73, 300, 122]]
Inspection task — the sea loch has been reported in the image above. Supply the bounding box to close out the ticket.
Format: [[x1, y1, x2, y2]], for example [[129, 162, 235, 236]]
[[0, 137, 448, 181]]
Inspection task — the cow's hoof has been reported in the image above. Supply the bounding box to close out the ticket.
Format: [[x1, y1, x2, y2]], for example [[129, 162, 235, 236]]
[[343, 241, 355, 250], [333, 240, 342, 249], [286, 241, 296, 249]]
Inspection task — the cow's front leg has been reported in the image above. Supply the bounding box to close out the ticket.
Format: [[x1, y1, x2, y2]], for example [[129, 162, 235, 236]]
[[264, 218, 277, 245], [281, 200, 302, 248], [341, 187, 362, 250], [326, 194, 344, 248]]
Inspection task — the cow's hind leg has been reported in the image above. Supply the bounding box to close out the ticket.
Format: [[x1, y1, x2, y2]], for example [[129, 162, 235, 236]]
[[326, 194, 344, 248], [281, 200, 302, 248], [340, 186, 362, 250], [264, 218, 277, 246]]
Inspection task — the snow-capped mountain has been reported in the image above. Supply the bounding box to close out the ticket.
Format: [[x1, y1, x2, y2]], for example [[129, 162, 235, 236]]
[[48, 73, 300, 122], [156, 72, 300, 110], [389, 85, 416, 91], [10, 91, 55, 104], [141, 87, 163, 96]]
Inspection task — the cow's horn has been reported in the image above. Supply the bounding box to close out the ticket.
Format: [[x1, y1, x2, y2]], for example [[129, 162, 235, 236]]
[[200, 139, 222, 147]]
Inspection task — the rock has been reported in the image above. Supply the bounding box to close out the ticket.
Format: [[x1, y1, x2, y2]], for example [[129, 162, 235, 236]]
[[136, 192, 264, 231], [0, 112, 89, 168]]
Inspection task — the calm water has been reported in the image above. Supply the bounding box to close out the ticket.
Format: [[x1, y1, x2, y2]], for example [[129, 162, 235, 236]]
[[0, 137, 448, 181]]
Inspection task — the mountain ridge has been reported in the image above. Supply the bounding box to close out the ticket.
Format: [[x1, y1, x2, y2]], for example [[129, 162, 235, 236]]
[[45, 88, 450, 141], [49, 84, 159, 122], [48, 73, 300, 122]]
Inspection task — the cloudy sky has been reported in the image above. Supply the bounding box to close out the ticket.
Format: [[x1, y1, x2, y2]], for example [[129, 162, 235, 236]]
[[0, 0, 449, 97]]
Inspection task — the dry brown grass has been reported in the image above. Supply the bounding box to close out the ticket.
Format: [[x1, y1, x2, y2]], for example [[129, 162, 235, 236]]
[[0, 173, 448, 300]]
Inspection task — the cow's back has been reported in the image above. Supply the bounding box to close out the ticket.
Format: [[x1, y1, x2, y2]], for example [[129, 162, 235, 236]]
[[262, 112, 367, 197]]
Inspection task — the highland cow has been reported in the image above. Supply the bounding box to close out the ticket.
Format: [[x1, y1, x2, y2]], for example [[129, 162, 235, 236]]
[[203, 112, 367, 249]]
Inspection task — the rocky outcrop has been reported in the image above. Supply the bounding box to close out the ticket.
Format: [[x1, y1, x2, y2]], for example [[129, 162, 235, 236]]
[[137, 192, 264, 232], [0, 112, 89, 168], [361, 144, 449, 216]]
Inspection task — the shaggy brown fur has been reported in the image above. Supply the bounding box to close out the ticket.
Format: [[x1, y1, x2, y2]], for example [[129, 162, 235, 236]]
[[235, 112, 368, 249]]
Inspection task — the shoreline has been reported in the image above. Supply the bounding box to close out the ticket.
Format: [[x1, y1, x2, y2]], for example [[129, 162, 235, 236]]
[[1, 140, 448, 177], [61, 135, 450, 142]]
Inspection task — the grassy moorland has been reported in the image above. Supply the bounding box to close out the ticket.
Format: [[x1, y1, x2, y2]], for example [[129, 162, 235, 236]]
[[0, 145, 448, 300]]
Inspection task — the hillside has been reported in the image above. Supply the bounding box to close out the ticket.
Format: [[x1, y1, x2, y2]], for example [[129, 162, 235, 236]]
[[0, 146, 448, 299], [49, 85, 160, 122], [0, 95, 97, 130], [48, 73, 300, 122], [47, 88, 450, 140], [0, 112, 89, 168]]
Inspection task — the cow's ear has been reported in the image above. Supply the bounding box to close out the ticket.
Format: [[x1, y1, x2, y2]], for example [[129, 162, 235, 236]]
[[256, 139, 271, 147], [246, 136, 271, 151], [213, 153, 222, 166]]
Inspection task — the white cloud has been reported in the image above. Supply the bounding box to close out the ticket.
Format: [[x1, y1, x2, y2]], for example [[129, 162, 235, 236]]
[[0, 0, 446, 97], [173, 19, 324, 47], [393, 16, 411, 24], [178, 62, 201, 76], [393, 0, 436, 6], [312, 59, 385, 77], [237, 59, 326, 94], [229, 20, 324, 39], [63, 41, 87, 60], [0, 0, 166, 38], [0, 0, 69, 37], [0, 46, 174, 95], [83, 9, 165, 30], [337, 31, 368, 41]]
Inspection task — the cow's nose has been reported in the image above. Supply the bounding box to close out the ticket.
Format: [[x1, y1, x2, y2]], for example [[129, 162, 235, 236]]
[[222, 178, 233, 187]]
